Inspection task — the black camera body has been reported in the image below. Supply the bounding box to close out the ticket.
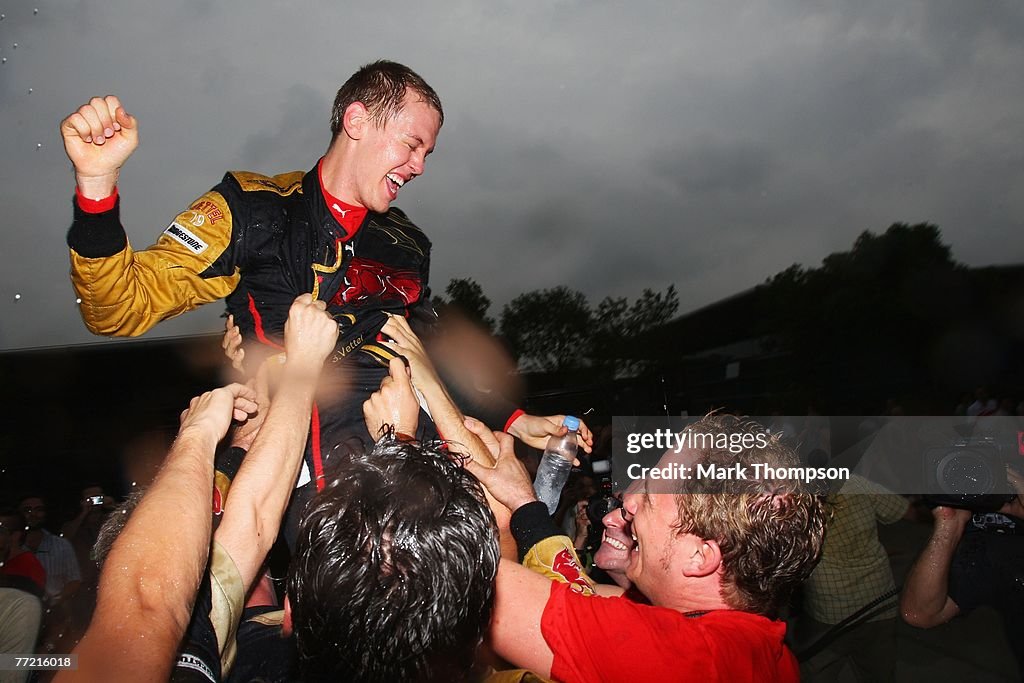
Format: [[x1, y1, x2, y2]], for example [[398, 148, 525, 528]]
[[923, 436, 1021, 512], [586, 494, 622, 528]]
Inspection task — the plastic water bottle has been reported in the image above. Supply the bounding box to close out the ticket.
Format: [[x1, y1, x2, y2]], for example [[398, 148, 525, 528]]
[[533, 416, 580, 515]]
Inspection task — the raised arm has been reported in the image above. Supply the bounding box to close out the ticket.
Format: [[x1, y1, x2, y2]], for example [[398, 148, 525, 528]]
[[63, 96, 241, 337], [60, 95, 138, 200], [213, 294, 339, 591], [62, 383, 257, 682], [380, 313, 494, 466], [900, 506, 969, 628]]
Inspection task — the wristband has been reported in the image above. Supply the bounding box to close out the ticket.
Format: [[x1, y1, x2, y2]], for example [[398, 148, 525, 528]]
[[510, 500, 562, 562]]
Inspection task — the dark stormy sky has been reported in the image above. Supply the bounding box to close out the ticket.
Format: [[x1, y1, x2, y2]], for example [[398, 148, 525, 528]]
[[1, 1, 1022, 351]]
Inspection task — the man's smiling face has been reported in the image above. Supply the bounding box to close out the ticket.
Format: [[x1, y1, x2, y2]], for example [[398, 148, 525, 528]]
[[348, 90, 440, 213], [594, 502, 634, 576], [622, 486, 685, 600]]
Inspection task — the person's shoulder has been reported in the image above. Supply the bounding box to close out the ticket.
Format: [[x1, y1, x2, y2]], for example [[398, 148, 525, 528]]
[[379, 205, 422, 230], [40, 530, 73, 551], [380, 206, 431, 239], [370, 207, 433, 252], [226, 170, 305, 196]]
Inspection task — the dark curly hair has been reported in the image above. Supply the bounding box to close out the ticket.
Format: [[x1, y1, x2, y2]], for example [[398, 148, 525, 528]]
[[288, 436, 499, 683]]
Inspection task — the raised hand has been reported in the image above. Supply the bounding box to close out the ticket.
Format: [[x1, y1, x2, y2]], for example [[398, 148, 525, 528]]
[[60, 95, 138, 198], [283, 294, 339, 372], [462, 416, 538, 512], [178, 383, 259, 444], [222, 314, 246, 372], [363, 356, 421, 439], [380, 312, 443, 393], [508, 413, 594, 454]]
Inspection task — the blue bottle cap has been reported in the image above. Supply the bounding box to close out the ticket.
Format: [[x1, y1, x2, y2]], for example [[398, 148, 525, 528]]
[[563, 415, 580, 431]]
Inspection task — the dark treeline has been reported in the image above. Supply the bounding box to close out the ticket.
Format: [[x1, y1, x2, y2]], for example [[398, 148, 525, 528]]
[[2, 222, 1021, 501], [438, 222, 1023, 416]]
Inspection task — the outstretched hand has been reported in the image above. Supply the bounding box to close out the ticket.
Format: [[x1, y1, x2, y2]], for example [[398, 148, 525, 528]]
[[462, 417, 538, 512], [508, 413, 594, 455]]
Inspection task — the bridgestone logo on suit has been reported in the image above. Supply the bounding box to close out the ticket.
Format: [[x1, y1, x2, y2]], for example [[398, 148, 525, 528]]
[[164, 222, 209, 254]]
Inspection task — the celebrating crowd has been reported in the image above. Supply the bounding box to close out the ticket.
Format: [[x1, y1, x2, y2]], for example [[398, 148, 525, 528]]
[[0, 59, 1020, 682]]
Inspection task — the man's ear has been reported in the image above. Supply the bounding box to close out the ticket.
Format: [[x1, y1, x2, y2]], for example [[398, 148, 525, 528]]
[[282, 594, 293, 637], [343, 101, 370, 140], [682, 538, 722, 578]]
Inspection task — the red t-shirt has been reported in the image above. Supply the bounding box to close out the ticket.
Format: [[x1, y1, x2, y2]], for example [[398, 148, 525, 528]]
[[540, 582, 799, 682], [2, 551, 47, 592]]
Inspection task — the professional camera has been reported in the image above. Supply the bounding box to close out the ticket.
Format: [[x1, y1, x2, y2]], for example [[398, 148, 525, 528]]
[[923, 435, 1022, 512], [586, 494, 622, 527]]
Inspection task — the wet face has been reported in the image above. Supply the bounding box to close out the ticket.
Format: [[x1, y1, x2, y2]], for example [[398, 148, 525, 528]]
[[622, 488, 683, 600], [348, 91, 440, 213], [594, 503, 633, 576], [18, 497, 46, 530]]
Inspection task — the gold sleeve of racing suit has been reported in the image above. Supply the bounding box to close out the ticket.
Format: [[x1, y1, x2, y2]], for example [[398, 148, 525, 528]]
[[70, 191, 240, 337], [521, 535, 597, 596]]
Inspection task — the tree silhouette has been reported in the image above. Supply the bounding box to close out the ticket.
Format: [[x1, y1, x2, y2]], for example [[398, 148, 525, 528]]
[[499, 286, 593, 372], [760, 222, 966, 398], [434, 278, 495, 332], [499, 284, 679, 373]]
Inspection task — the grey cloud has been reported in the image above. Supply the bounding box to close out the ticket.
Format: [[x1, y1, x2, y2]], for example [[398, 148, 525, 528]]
[[2, 0, 1023, 350], [649, 141, 772, 197], [237, 83, 331, 171]]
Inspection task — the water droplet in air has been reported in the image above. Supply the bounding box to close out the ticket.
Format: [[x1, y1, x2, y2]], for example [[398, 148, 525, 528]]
[[36, 143, 42, 150], [76, 298, 82, 304], [14, 293, 21, 301], [34, 8, 39, 14], [12, 44, 17, 49], [29, 88, 33, 93]]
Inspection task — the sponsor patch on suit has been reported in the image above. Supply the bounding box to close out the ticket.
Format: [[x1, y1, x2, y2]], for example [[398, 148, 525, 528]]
[[165, 222, 209, 254]]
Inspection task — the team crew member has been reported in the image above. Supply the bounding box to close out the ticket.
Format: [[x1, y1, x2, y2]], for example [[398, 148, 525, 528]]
[[462, 415, 829, 682]]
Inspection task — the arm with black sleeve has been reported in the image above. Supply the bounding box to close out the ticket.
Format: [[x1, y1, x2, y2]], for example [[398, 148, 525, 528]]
[[460, 419, 598, 597]]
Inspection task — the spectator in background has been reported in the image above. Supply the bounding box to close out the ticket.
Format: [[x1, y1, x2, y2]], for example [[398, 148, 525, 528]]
[[901, 466, 1024, 676], [967, 387, 997, 417], [61, 485, 114, 638], [1, 507, 46, 598], [1, 507, 45, 683], [18, 494, 80, 653], [798, 461, 912, 682], [555, 474, 596, 542]]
